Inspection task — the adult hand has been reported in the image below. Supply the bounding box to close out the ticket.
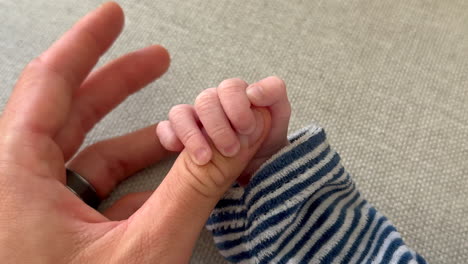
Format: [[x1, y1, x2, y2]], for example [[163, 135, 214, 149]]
[[0, 2, 270, 263]]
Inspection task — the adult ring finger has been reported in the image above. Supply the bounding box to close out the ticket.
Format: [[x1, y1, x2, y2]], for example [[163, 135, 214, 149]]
[[66, 168, 101, 209]]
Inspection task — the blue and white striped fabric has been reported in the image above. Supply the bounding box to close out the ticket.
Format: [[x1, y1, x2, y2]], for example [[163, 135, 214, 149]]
[[206, 125, 426, 264]]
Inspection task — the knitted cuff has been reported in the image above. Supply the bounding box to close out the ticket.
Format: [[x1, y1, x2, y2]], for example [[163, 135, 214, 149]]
[[206, 125, 426, 264]]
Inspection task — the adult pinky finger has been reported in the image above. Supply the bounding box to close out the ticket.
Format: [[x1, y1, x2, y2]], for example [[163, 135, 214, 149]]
[[168, 104, 212, 165], [156, 120, 184, 152]]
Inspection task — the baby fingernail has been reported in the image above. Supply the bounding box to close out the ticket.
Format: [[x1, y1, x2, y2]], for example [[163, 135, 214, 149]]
[[194, 148, 210, 165], [239, 124, 256, 135], [247, 85, 263, 100], [223, 142, 240, 157]]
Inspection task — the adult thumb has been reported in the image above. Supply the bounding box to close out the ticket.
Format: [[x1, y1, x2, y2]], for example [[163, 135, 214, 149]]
[[123, 108, 271, 263]]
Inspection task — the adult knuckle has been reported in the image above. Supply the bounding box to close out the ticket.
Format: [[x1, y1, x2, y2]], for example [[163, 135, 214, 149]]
[[28, 56, 78, 87], [19, 59, 46, 89], [79, 103, 102, 131], [85, 143, 125, 185]]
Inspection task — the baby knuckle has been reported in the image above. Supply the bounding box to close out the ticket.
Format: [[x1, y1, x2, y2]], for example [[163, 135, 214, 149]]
[[194, 90, 217, 113], [168, 104, 190, 120], [209, 125, 232, 140], [195, 88, 216, 102], [270, 76, 286, 90], [179, 129, 199, 145], [218, 78, 247, 93]]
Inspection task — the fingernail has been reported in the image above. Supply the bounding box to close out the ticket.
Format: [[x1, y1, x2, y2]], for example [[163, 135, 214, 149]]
[[246, 85, 263, 101], [223, 142, 240, 157], [194, 148, 210, 165], [238, 123, 256, 135]]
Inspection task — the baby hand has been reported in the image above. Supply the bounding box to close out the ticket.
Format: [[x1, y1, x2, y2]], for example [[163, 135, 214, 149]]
[[156, 76, 291, 184]]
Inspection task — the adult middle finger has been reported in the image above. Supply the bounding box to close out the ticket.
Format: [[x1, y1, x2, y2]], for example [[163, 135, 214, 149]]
[[55, 45, 170, 160]]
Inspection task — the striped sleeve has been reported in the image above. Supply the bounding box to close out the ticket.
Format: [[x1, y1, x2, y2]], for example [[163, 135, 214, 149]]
[[206, 125, 427, 264]]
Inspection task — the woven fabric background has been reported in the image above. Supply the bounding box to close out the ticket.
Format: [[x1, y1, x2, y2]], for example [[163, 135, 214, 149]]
[[1, 0, 467, 263]]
